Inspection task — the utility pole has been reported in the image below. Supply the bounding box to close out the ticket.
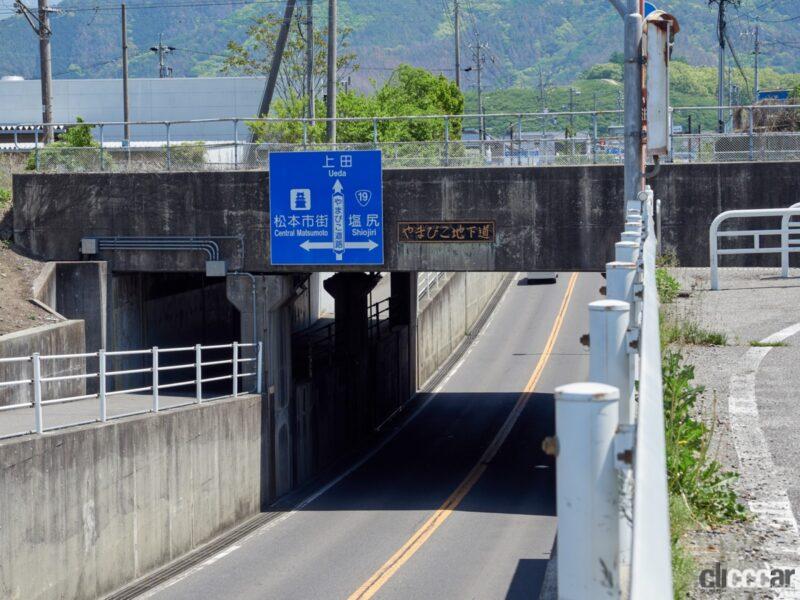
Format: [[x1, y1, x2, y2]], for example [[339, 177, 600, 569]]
[[150, 34, 176, 79], [470, 41, 487, 140], [15, 0, 55, 142], [568, 87, 580, 131], [326, 0, 337, 143], [454, 0, 461, 90], [38, 0, 53, 142], [256, 0, 297, 121], [622, 0, 643, 208], [306, 0, 314, 122], [539, 69, 547, 135], [712, 0, 733, 133], [753, 23, 760, 102], [121, 2, 130, 144]]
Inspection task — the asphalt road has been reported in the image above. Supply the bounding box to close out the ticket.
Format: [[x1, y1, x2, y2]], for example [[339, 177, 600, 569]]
[[145, 272, 600, 600]]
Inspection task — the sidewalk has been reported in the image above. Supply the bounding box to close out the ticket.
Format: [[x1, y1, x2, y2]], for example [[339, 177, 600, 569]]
[[669, 267, 800, 598]]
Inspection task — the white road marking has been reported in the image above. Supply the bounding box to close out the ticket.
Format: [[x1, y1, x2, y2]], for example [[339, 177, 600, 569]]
[[728, 322, 800, 579]]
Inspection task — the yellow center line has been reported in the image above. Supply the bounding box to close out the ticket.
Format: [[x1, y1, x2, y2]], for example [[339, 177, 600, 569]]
[[348, 272, 580, 600]]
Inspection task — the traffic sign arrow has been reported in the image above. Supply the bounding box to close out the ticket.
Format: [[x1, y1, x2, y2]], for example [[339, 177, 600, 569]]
[[333, 179, 344, 194], [300, 240, 379, 252]]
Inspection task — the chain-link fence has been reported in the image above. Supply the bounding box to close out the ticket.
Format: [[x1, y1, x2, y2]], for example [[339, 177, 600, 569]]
[[5, 105, 800, 173]]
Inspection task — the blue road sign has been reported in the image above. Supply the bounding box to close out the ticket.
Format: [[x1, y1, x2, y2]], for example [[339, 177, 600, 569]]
[[269, 150, 384, 266], [644, 1, 657, 16]]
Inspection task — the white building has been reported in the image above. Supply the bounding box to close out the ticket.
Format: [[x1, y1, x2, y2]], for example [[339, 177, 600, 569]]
[[0, 76, 265, 142]]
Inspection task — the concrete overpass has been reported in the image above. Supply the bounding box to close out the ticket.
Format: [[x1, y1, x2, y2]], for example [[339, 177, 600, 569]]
[[13, 162, 800, 273]]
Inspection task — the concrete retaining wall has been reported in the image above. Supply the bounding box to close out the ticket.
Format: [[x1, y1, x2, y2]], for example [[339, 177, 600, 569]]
[[0, 321, 86, 408], [417, 272, 507, 385], [0, 393, 266, 600]]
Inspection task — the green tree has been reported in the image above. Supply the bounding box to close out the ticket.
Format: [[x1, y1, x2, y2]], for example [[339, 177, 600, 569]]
[[221, 11, 357, 109], [251, 64, 464, 144]]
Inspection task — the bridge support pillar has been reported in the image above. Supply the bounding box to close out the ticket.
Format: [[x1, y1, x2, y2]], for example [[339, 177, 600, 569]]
[[324, 272, 382, 437], [390, 272, 418, 397], [227, 273, 296, 502], [324, 273, 381, 356]]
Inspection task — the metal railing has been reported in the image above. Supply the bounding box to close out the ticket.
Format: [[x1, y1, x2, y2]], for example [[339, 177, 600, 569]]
[[553, 186, 671, 598], [3, 104, 800, 172], [709, 203, 800, 290], [0, 341, 262, 440], [417, 272, 449, 301]]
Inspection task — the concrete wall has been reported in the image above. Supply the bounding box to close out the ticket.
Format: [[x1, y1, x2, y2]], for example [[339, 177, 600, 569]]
[[14, 162, 800, 272], [417, 272, 508, 385], [0, 321, 86, 408], [0, 394, 265, 600]]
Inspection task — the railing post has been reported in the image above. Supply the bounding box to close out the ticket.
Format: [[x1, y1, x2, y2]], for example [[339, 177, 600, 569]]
[[195, 344, 203, 403], [589, 300, 634, 425], [34, 127, 40, 170], [748, 106, 754, 161], [32, 353, 43, 434], [152, 346, 159, 413], [554, 382, 620, 599], [165, 122, 172, 171], [782, 213, 791, 279], [99, 124, 105, 171], [616, 425, 635, 599], [710, 225, 720, 291], [233, 119, 239, 169], [303, 120, 308, 149], [232, 342, 239, 397], [99, 349, 107, 422], [517, 114, 523, 166], [444, 116, 450, 166], [372, 118, 379, 149], [256, 341, 263, 394], [615, 241, 639, 264]]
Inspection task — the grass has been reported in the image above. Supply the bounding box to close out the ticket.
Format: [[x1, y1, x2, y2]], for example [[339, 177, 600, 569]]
[[0, 188, 10, 207], [669, 494, 696, 599], [661, 320, 728, 347], [749, 340, 789, 348], [663, 351, 747, 597], [657, 268, 728, 347]]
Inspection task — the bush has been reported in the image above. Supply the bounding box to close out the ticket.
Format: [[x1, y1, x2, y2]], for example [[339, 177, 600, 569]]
[[169, 142, 207, 168], [26, 118, 106, 172], [656, 268, 680, 304], [0, 188, 10, 207]]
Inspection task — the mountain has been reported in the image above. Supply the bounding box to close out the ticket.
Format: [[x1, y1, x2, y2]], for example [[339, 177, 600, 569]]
[[0, 0, 798, 91]]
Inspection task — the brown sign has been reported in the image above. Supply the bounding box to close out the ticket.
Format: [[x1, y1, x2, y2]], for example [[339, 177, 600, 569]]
[[398, 221, 496, 243]]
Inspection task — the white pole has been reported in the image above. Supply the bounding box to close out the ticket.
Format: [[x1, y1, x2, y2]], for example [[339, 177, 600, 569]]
[[709, 225, 720, 291], [99, 349, 107, 422], [555, 382, 621, 599], [615, 241, 639, 264], [152, 346, 159, 413], [256, 341, 263, 394], [32, 353, 43, 434], [589, 300, 634, 425], [232, 341, 239, 397], [606, 261, 637, 307], [195, 344, 203, 403]]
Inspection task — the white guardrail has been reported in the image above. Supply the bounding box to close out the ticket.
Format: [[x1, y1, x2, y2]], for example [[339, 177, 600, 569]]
[[710, 202, 800, 290], [0, 341, 262, 439], [553, 186, 671, 598]]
